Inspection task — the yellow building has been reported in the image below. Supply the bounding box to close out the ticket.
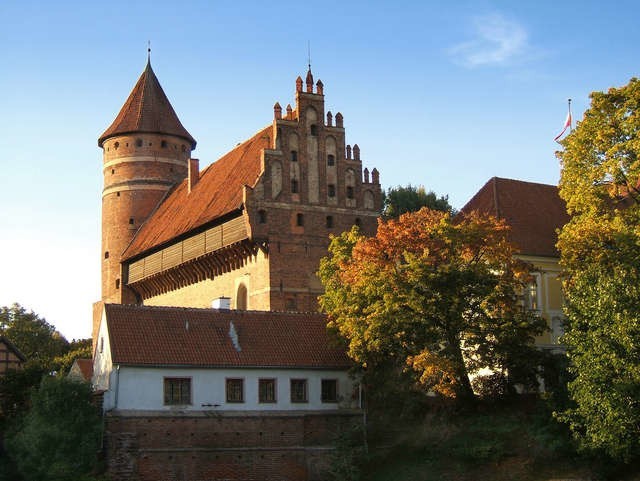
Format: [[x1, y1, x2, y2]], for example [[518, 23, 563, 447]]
[[461, 177, 569, 349]]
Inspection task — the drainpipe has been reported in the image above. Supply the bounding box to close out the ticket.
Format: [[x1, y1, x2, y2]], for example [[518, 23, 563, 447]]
[[114, 365, 120, 409]]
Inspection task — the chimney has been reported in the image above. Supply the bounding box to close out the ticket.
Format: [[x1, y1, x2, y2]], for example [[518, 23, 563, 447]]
[[188, 158, 199, 193], [212, 297, 231, 310]]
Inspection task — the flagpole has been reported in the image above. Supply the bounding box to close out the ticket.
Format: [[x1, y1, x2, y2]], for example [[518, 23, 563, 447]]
[[568, 98, 572, 132]]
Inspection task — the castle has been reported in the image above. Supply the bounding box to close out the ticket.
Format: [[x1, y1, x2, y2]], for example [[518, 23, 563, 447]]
[[96, 57, 381, 320], [91, 57, 381, 481]]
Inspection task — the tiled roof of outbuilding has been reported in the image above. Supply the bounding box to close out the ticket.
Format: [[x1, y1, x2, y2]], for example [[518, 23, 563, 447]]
[[122, 125, 271, 259], [98, 60, 196, 148], [461, 177, 569, 257], [72, 358, 94, 381], [103, 304, 350, 369]]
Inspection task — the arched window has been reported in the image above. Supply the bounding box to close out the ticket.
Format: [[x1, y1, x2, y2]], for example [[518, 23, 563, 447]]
[[236, 284, 247, 310]]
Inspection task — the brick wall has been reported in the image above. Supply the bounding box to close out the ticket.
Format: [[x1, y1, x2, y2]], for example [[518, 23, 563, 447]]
[[101, 133, 190, 303], [144, 250, 270, 311], [104, 410, 361, 481]]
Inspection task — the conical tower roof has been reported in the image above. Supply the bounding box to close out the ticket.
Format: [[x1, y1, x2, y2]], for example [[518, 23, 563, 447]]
[[98, 60, 196, 148]]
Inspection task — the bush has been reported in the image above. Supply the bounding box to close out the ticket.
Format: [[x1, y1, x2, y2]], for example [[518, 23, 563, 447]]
[[5, 376, 103, 481]]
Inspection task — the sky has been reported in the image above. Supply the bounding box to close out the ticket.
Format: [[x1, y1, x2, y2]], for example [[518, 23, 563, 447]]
[[1, 0, 638, 340]]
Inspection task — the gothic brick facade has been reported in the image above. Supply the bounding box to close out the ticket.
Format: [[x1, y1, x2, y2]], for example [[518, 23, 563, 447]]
[[97, 61, 381, 319]]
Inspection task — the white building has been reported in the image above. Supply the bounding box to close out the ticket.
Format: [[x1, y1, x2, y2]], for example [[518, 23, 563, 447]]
[[93, 304, 359, 413]]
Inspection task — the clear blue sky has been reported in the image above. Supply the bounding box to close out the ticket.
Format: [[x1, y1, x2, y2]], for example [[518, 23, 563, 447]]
[[1, 0, 638, 340]]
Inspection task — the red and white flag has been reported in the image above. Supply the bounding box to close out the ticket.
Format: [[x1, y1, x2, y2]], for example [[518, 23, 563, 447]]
[[554, 108, 572, 142]]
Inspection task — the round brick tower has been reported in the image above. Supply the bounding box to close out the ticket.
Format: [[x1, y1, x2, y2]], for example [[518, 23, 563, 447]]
[[98, 59, 196, 304]]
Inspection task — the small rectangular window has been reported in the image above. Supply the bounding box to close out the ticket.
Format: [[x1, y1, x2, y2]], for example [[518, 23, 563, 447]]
[[296, 213, 304, 226], [321, 379, 338, 403], [226, 378, 244, 403], [327, 184, 336, 197], [291, 379, 308, 403], [524, 280, 539, 310], [259, 378, 277, 403], [164, 378, 191, 405], [327, 154, 335, 166], [346, 186, 354, 199], [326, 216, 334, 228], [291, 179, 299, 194], [291, 150, 298, 162], [285, 298, 297, 311]]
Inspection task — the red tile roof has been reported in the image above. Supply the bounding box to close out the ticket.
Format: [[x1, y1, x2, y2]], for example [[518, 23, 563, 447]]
[[72, 358, 94, 381], [103, 304, 350, 369], [98, 61, 196, 148], [123, 126, 271, 259], [460, 177, 569, 257]]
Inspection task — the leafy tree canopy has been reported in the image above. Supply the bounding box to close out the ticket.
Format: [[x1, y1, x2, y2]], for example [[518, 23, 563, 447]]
[[383, 184, 455, 218], [557, 78, 640, 461], [0, 303, 69, 367], [6, 376, 102, 481], [319, 208, 546, 401]]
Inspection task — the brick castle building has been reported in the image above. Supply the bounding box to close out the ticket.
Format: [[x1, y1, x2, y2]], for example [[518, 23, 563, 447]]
[[96, 58, 381, 321], [92, 57, 381, 481]]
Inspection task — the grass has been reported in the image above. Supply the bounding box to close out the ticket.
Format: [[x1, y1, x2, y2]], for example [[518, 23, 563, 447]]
[[358, 398, 597, 481]]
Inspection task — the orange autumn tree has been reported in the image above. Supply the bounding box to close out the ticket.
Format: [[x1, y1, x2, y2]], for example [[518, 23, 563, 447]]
[[318, 208, 546, 401]]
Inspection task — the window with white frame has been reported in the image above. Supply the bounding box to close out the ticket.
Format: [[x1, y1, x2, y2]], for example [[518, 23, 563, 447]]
[[321, 379, 338, 403], [226, 378, 244, 403], [164, 377, 191, 405], [523, 275, 540, 311], [290, 379, 308, 403], [259, 378, 277, 403]]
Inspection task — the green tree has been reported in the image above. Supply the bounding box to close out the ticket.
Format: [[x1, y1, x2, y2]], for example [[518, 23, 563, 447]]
[[53, 338, 93, 376], [0, 303, 69, 367], [318, 209, 546, 402], [6, 376, 103, 481], [556, 77, 640, 461], [383, 184, 454, 218]]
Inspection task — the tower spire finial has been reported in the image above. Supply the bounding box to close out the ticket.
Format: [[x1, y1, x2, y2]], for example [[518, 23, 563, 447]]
[[307, 40, 311, 71], [147, 40, 151, 63]]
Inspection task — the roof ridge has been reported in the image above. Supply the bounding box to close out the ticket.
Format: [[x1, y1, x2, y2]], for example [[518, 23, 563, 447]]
[[106, 303, 324, 317], [493, 176, 558, 188]]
